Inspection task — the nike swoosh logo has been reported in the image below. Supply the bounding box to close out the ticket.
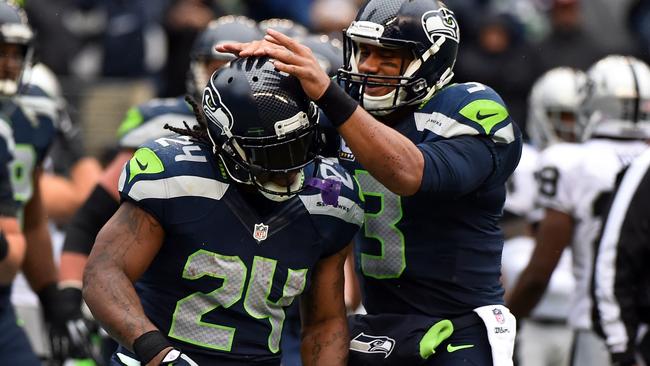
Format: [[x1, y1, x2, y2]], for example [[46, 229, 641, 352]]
[[475, 111, 498, 120], [135, 158, 148, 171], [447, 343, 475, 353]]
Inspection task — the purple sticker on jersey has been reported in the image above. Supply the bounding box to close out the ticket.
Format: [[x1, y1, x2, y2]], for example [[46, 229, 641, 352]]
[[305, 177, 342, 206]]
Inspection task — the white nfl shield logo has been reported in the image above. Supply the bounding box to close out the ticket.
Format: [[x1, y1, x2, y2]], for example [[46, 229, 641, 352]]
[[253, 223, 269, 241]]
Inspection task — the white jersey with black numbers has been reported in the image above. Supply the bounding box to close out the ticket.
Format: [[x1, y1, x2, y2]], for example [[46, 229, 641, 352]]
[[504, 142, 539, 217], [536, 139, 648, 330]]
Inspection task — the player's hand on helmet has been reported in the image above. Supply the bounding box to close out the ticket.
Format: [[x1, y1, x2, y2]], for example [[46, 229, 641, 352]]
[[216, 29, 331, 101], [38, 283, 100, 362], [154, 348, 199, 366]]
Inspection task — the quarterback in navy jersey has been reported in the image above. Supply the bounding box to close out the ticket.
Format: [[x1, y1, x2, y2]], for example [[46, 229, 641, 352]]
[[83, 57, 364, 365], [219, 0, 522, 364]]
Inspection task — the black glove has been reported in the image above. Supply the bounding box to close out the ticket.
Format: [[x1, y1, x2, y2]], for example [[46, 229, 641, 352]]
[[38, 283, 103, 364], [160, 349, 199, 366]]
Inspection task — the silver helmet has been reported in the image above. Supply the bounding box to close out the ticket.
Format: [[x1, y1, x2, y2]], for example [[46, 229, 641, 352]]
[[580, 55, 650, 140], [527, 67, 587, 149]]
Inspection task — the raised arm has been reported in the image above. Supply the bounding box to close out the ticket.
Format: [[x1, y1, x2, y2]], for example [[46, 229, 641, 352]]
[[217, 30, 424, 195], [300, 244, 351, 366]]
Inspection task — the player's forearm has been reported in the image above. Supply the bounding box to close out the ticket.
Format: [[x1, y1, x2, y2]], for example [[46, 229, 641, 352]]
[[0, 227, 25, 285], [300, 316, 349, 366], [505, 268, 551, 318], [22, 220, 57, 291], [338, 108, 424, 196], [83, 259, 157, 350]]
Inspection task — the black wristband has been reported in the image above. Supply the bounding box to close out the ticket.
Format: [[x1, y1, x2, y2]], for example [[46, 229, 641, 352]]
[[0, 231, 7, 261], [315, 80, 358, 128], [133, 330, 172, 365]]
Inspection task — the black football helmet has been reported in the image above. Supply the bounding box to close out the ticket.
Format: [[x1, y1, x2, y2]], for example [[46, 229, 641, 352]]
[[187, 16, 262, 98], [258, 18, 309, 38], [202, 57, 321, 200], [0, 1, 33, 96], [299, 34, 343, 78], [338, 0, 459, 115]]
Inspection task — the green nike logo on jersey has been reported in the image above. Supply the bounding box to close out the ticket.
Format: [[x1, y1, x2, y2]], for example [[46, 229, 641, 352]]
[[128, 147, 164, 182], [475, 110, 498, 120], [447, 343, 475, 352], [459, 99, 509, 134]]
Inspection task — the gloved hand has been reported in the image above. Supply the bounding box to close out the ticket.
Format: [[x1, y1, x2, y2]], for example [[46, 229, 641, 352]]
[[38, 282, 103, 364], [159, 349, 199, 366]]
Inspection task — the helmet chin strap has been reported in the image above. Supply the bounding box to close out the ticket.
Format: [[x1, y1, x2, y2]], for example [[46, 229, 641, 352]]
[[255, 169, 306, 202]]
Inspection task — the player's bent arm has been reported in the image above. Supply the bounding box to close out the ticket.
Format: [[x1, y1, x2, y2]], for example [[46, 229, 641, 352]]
[[100, 150, 136, 200], [60, 150, 133, 283], [40, 156, 102, 223], [22, 168, 57, 292], [506, 208, 573, 318], [83, 201, 165, 353], [337, 107, 424, 196], [0, 216, 26, 284], [300, 244, 351, 366]]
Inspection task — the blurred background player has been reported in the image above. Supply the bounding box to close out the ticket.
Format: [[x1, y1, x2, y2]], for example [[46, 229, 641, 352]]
[[83, 57, 363, 365], [592, 147, 650, 366], [501, 66, 586, 366], [507, 55, 650, 366], [0, 2, 83, 364], [0, 90, 34, 363]]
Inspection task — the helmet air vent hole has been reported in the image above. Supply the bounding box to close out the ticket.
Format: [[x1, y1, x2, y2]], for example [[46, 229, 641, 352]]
[[228, 77, 233, 83]]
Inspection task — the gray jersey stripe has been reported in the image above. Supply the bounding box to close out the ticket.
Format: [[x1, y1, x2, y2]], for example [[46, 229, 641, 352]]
[[127, 175, 230, 201], [299, 194, 364, 226]]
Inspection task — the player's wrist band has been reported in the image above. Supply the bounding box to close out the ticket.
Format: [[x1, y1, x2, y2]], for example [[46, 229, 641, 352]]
[[315, 80, 358, 128], [0, 231, 8, 261], [133, 330, 172, 365]]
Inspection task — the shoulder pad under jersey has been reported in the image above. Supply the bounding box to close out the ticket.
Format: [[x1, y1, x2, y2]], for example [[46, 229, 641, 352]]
[[117, 97, 195, 149], [415, 82, 516, 144], [299, 157, 364, 227], [118, 135, 229, 209]]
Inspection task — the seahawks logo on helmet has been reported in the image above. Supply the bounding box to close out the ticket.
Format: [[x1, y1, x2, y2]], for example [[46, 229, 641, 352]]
[[422, 7, 459, 44], [350, 333, 395, 358], [203, 84, 234, 136]]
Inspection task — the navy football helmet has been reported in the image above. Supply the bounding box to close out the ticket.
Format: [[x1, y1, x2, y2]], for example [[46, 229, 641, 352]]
[[338, 0, 459, 115], [202, 57, 321, 200], [188, 16, 262, 98], [0, 1, 33, 96], [299, 34, 343, 78]]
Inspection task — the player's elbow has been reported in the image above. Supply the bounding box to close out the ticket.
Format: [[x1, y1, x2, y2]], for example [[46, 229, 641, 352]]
[[383, 168, 423, 196]]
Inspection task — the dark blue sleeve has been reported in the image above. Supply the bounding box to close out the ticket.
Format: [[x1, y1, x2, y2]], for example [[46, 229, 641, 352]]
[[0, 139, 16, 216], [417, 135, 495, 198]]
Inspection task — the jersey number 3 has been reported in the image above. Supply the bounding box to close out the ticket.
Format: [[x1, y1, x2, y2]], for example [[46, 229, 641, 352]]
[[355, 170, 406, 279], [168, 250, 307, 353]]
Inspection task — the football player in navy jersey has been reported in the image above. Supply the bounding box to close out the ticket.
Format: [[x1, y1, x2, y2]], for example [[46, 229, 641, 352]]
[[53, 16, 262, 363], [83, 57, 364, 366], [219, 0, 522, 364]]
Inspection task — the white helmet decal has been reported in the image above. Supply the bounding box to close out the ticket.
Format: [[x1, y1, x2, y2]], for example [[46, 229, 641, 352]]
[[202, 80, 234, 137], [422, 8, 459, 44]]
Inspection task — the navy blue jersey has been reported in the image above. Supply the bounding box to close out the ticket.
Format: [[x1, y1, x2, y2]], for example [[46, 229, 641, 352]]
[[116, 97, 195, 149], [0, 117, 15, 217], [337, 82, 522, 317], [118, 135, 364, 363]]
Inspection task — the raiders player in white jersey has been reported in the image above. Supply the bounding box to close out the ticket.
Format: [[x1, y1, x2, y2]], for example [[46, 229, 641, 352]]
[[507, 55, 650, 366], [502, 67, 585, 366]]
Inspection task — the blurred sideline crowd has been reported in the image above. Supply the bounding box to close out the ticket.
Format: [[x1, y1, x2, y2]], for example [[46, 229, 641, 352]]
[[0, 0, 648, 365]]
